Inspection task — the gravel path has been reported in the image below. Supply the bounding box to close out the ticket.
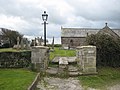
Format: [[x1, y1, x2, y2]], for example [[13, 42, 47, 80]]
[[37, 77, 96, 90], [107, 84, 120, 90], [37, 77, 120, 90]]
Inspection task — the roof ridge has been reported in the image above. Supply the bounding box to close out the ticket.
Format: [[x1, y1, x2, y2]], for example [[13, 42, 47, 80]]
[[62, 28, 100, 30]]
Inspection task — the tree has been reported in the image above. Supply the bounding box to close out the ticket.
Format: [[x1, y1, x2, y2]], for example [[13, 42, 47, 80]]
[[0, 28, 23, 47], [86, 33, 120, 67]]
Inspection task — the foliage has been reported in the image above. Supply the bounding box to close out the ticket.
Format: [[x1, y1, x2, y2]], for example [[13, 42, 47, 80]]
[[0, 28, 23, 47], [50, 47, 76, 60], [0, 69, 36, 90], [29, 63, 37, 72], [86, 34, 120, 67], [78, 67, 120, 89], [47, 44, 62, 47], [54, 44, 62, 47]]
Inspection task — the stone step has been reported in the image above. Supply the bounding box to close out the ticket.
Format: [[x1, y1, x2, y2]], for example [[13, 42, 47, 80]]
[[46, 66, 84, 77], [46, 67, 58, 75], [68, 68, 78, 72], [68, 65, 78, 72], [69, 71, 82, 76]]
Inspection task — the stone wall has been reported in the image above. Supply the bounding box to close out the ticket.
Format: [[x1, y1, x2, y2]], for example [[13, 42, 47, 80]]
[[76, 46, 97, 74], [61, 37, 86, 48], [31, 46, 49, 72], [0, 51, 31, 68]]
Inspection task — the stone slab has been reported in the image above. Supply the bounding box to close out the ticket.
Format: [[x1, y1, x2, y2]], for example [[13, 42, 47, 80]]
[[59, 58, 68, 65], [52, 57, 77, 63]]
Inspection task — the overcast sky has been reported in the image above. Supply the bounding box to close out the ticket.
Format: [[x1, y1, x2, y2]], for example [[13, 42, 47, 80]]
[[0, 0, 120, 43]]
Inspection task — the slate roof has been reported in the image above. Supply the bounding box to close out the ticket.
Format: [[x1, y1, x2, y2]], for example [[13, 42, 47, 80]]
[[61, 27, 100, 37], [112, 29, 120, 37], [61, 27, 120, 37], [98, 24, 120, 37]]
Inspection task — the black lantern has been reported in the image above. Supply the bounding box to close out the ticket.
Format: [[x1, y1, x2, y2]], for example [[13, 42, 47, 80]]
[[42, 11, 48, 22], [42, 11, 48, 46]]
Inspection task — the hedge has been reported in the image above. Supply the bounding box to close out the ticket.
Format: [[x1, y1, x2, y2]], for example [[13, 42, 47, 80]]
[[86, 34, 120, 67]]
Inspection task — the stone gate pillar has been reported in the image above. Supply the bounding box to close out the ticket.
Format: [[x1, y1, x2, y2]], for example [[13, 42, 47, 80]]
[[76, 46, 97, 74], [31, 46, 49, 71]]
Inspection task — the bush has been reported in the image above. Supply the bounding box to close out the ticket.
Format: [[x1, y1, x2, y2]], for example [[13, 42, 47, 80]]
[[47, 44, 62, 47], [86, 34, 120, 67], [29, 63, 37, 72], [54, 44, 62, 47]]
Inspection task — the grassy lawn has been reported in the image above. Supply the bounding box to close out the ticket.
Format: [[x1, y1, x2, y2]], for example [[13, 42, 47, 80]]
[[0, 69, 37, 90], [0, 48, 30, 52], [78, 67, 120, 89], [50, 47, 76, 60]]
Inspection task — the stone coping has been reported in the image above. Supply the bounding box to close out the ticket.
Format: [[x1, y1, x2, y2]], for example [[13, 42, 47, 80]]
[[76, 45, 96, 49], [28, 73, 40, 90]]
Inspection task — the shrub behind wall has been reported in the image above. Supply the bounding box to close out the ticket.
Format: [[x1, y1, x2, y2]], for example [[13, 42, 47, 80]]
[[0, 51, 31, 68], [86, 34, 120, 67]]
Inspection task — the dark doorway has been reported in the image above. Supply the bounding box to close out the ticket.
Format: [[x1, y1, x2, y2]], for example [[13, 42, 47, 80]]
[[68, 39, 74, 49], [70, 39, 73, 46]]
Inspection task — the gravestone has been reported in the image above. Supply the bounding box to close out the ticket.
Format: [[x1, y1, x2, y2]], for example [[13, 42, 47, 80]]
[[20, 38, 24, 49], [25, 38, 30, 49], [35, 38, 37, 46], [52, 36, 54, 50], [31, 46, 49, 72], [30, 40, 34, 46], [76, 46, 97, 74], [37, 37, 41, 46], [40, 37, 44, 46], [17, 36, 20, 49]]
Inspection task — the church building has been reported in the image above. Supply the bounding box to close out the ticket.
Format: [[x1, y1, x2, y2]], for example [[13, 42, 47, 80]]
[[61, 23, 120, 48]]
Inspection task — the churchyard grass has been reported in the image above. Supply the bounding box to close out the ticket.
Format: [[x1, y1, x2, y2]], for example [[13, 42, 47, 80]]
[[78, 67, 120, 89], [0, 69, 37, 90], [0, 48, 17, 52], [0, 48, 30, 52], [50, 47, 76, 60]]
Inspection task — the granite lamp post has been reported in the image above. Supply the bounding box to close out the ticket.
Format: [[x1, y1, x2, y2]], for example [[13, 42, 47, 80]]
[[42, 11, 48, 46]]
